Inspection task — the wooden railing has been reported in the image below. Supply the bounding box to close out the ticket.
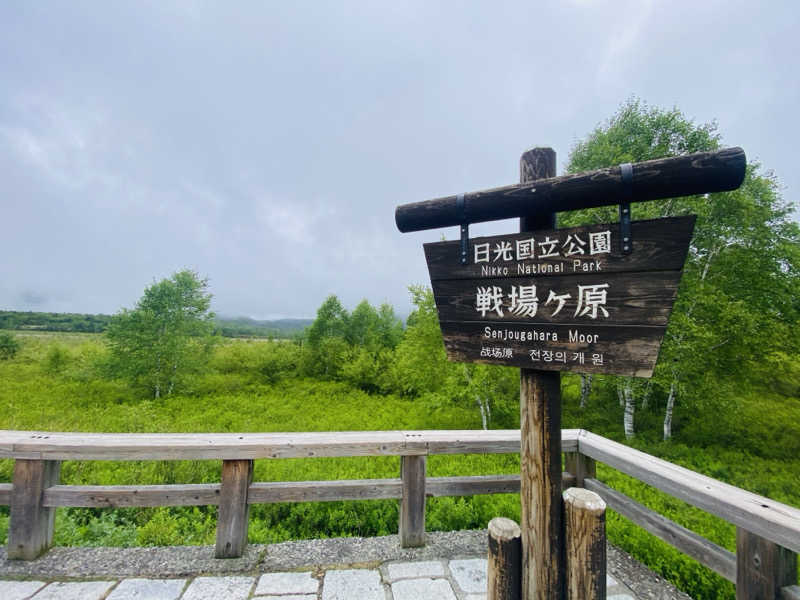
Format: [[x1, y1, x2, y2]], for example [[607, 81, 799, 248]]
[[1, 428, 798, 598]]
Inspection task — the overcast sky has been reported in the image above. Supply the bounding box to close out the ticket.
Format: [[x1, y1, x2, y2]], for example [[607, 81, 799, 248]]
[[1, 1, 798, 319]]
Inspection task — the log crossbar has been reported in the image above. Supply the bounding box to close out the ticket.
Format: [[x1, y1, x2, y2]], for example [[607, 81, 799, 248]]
[[0, 427, 798, 598]]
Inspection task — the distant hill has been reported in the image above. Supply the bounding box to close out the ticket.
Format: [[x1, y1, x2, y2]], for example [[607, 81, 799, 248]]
[[0, 310, 311, 338]]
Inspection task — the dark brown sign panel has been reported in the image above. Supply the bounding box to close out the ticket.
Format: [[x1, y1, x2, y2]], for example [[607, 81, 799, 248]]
[[424, 216, 696, 377]]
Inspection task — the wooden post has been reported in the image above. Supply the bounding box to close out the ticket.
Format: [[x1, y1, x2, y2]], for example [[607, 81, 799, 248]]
[[564, 487, 607, 600], [736, 527, 797, 600], [215, 459, 253, 558], [488, 517, 522, 600], [399, 455, 427, 547], [565, 452, 596, 488], [519, 147, 564, 600], [7, 459, 61, 560]]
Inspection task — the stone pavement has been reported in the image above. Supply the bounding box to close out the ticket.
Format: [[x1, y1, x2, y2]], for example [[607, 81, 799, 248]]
[[0, 559, 638, 599], [0, 530, 692, 599]]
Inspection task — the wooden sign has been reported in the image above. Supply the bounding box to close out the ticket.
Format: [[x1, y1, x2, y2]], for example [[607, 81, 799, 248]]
[[424, 216, 696, 377]]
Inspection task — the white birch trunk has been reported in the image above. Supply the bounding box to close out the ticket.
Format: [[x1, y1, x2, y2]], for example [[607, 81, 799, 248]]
[[623, 380, 635, 439], [579, 374, 593, 409], [476, 397, 489, 430], [663, 380, 677, 441], [641, 380, 652, 410], [617, 383, 624, 407]]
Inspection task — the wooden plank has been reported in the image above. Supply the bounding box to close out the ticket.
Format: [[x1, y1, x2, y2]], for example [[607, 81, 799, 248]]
[[399, 455, 426, 548], [488, 517, 522, 600], [43, 484, 222, 507], [395, 147, 745, 232], [425, 216, 696, 281], [7, 459, 60, 560], [432, 271, 683, 326], [564, 487, 606, 600], [0, 482, 11, 505], [585, 477, 736, 583], [565, 452, 596, 488], [579, 431, 800, 554], [440, 321, 665, 377], [249, 479, 403, 503], [215, 459, 253, 559], [737, 528, 797, 600], [0, 429, 580, 461]]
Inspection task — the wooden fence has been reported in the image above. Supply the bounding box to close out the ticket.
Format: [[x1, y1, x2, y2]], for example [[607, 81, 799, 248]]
[[1, 428, 798, 598]]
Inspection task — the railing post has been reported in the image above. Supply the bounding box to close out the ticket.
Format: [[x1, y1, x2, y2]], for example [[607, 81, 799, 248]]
[[8, 459, 61, 560], [565, 451, 595, 488], [488, 517, 522, 600], [564, 487, 606, 600], [215, 459, 253, 558], [399, 455, 426, 547], [736, 527, 797, 600]]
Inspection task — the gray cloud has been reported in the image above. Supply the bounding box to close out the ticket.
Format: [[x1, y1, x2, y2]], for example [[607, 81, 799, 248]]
[[1, 1, 797, 318]]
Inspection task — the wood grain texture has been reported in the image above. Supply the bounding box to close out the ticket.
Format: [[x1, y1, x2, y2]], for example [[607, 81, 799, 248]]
[[563, 487, 606, 600], [0, 483, 11, 505], [488, 517, 522, 600], [425, 216, 696, 281], [584, 477, 736, 582], [520, 369, 564, 600], [737, 528, 797, 600], [399, 455, 426, 548], [564, 452, 596, 488], [578, 431, 800, 553], [215, 459, 253, 559], [7, 460, 60, 560], [396, 147, 745, 232], [0, 429, 578, 461], [43, 484, 221, 508]]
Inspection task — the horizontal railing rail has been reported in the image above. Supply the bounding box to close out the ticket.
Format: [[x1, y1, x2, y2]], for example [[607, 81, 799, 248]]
[[0, 427, 797, 598]]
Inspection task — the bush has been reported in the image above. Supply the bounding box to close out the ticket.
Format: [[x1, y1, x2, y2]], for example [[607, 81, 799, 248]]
[[0, 332, 20, 360]]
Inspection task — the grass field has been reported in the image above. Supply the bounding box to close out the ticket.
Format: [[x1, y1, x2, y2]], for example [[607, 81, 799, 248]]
[[1, 332, 798, 599]]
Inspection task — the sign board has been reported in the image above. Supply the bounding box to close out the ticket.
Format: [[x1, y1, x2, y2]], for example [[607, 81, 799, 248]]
[[424, 216, 696, 377]]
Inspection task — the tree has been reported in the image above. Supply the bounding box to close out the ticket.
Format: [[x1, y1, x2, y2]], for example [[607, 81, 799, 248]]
[[563, 98, 800, 440], [0, 331, 20, 360], [105, 270, 216, 398]]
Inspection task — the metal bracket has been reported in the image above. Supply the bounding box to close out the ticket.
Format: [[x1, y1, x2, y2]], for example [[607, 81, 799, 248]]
[[619, 163, 633, 254], [457, 193, 469, 264]]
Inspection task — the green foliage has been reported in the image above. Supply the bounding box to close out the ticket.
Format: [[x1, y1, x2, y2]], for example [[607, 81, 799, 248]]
[[0, 310, 112, 333], [105, 270, 217, 398], [0, 331, 20, 360]]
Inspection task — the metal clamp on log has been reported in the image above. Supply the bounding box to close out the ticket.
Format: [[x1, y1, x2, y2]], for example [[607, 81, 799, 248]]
[[457, 193, 469, 265], [619, 162, 633, 254]]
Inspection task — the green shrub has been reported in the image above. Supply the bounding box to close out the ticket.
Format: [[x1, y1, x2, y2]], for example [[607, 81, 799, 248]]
[[0, 331, 20, 360]]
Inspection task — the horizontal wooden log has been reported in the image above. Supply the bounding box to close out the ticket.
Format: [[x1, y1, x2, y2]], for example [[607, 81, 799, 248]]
[[584, 477, 736, 583], [578, 431, 800, 554], [249, 479, 403, 503], [0, 483, 10, 504], [43, 484, 222, 507], [395, 147, 745, 232], [0, 429, 580, 461], [424, 217, 696, 281]]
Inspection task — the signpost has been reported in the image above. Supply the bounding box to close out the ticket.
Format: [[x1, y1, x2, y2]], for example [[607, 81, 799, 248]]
[[395, 146, 746, 600]]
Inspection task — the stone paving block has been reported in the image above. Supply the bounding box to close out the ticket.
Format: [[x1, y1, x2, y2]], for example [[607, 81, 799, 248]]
[[255, 571, 318, 595], [386, 560, 445, 581], [608, 595, 635, 600], [0, 580, 47, 600], [322, 569, 384, 600], [32, 581, 116, 600], [182, 576, 254, 600], [392, 578, 456, 600], [449, 558, 487, 594], [607, 573, 618, 587], [106, 578, 186, 600]]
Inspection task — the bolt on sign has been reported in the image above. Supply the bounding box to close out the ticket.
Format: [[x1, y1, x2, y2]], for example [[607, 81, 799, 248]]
[[423, 216, 696, 377]]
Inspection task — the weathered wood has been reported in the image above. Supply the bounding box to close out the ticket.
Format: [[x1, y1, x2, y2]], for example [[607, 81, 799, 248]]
[[521, 369, 564, 600], [585, 477, 736, 582], [44, 484, 222, 507], [519, 148, 564, 600], [7, 459, 60, 560], [578, 431, 800, 554], [563, 487, 606, 600], [0, 429, 579, 461], [488, 517, 522, 600], [782, 585, 800, 600], [737, 528, 797, 600], [565, 452, 596, 488], [425, 216, 697, 282], [0, 482, 11, 505], [395, 147, 746, 232], [215, 459, 253, 559], [399, 455, 426, 547]]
